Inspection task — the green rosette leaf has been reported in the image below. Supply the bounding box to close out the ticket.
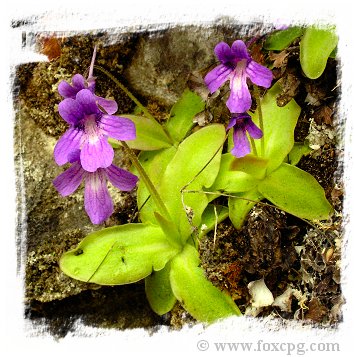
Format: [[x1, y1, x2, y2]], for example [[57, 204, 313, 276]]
[[136, 147, 177, 224], [145, 262, 177, 315], [264, 27, 304, 51], [165, 89, 205, 143], [60, 224, 180, 285], [251, 82, 301, 174], [228, 188, 264, 229], [159, 124, 225, 241], [211, 153, 262, 193], [110, 114, 172, 151], [258, 163, 333, 220], [170, 244, 241, 323], [198, 204, 229, 238], [286, 142, 312, 165], [300, 26, 338, 79]]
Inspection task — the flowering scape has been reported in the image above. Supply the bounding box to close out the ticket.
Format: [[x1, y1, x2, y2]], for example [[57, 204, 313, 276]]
[[204, 40, 273, 157], [53, 48, 138, 224]]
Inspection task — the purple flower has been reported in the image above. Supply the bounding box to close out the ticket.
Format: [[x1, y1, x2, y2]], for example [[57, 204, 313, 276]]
[[204, 40, 273, 113], [58, 74, 118, 116], [53, 151, 138, 224], [57, 47, 118, 115], [54, 88, 136, 172], [227, 113, 263, 158]]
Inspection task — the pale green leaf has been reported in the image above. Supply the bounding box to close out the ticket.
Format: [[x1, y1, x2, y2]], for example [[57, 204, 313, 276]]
[[229, 189, 264, 229], [251, 82, 301, 174], [199, 204, 229, 238], [165, 89, 205, 143], [264, 27, 304, 51], [116, 114, 172, 150], [300, 26, 338, 79], [154, 211, 182, 248], [230, 154, 269, 180], [170, 244, 241, 323], [286, 142, 312, 165], [258, 163, 333, 220], [159, 124, 225, 241], [59, 224, 180, 285], [145, 262, 177, 315], [136, 147, 177, 224], [211, 153, 261, 192]]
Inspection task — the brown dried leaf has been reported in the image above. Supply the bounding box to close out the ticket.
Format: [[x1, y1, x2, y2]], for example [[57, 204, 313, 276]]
[[313, 105, 333, 125], [249, 42, 265, 65], [39, 36, 62, 61], [186, 70, 210, 101], [331, 185, 343, 203], [305, 83, 327, 107], [276, 72, 301, 107], [269, 50, 289, 69], [304, 297, 328, 322], [329, 295, 344, 322]]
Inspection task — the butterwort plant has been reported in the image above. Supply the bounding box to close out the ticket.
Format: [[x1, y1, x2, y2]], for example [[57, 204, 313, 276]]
[[57, 48, 241, 323], [57, 31, 334, 324]]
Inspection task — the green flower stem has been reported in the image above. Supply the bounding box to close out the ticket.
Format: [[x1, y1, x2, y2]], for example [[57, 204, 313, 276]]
[[120, 141, 172, 221], [94, 65, 174, 144], [249, 137, 258, 156], [253, 85, 265, 157]]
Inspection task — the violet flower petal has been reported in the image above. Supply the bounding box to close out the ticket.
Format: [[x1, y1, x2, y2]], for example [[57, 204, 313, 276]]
[[84, 170, 113, 224], [95, 96, 118, 115], [214, 42, 234, 63], [204, 63, 233, 94], [58, 98, 84, 125], [54, 128, 83, 166], [80, 135, 114, 172], [231, 40, 250, 61], [100, 115, 136, 141], [105, 164, 138, 191], [246, 118, 263, 139], [58, 81, 78, 99], [227, 68, 252, 113], [67, 149, 81, 163], [76, 89, 99, 115], [246, 61, 273, 88], [71, 74, 86, 92], [231, 127, 251, 158], [226, 116, 237, 131], [53, 161, 85, 196]]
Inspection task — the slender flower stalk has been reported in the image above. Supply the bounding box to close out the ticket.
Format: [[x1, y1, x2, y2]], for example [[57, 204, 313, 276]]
[[253, 85, 265, 156], [58, 48, 118, 115], [120, 141, 172, 222]]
